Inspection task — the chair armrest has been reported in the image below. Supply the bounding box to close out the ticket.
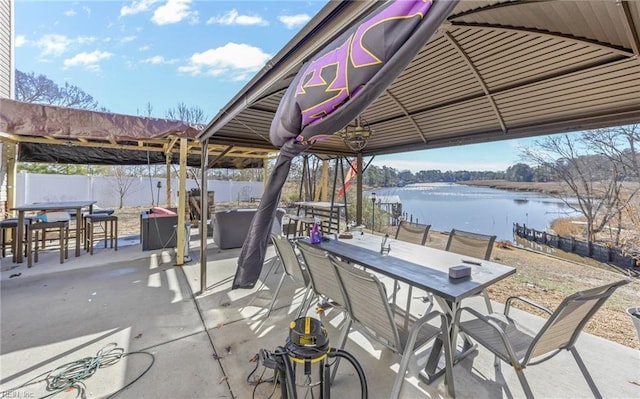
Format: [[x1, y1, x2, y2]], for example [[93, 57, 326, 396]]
[[455, 306, 522, 363], [505, 296, 553, 317]]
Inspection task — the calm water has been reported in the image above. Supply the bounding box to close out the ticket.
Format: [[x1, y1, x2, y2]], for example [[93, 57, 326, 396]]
[[372, 183, 578, 241]]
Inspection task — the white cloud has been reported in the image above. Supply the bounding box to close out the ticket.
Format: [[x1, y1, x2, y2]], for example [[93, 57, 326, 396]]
[[120, 0, 160, 17], [29, 34, 98, 58], [207, 9, 268, 26], [152, 0, 197, 25], [139, 45, 151, 51], [64, 9, 77, 17], [83, 6, 91, 17], [15, 35, 27, 47], [76, 36, 97, 45], [141, 55, 177, 64], [36, 34, 73, 56], [120, 35, 138, 43], [278, 14, 310, 30], [178, 42, 270, 79], [64, 50, 113, 71]]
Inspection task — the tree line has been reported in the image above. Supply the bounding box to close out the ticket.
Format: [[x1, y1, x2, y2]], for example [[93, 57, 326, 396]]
[[12, 70, 640, 256]]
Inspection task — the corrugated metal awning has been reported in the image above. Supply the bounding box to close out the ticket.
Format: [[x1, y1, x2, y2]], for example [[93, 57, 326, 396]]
[[199, 0, 640, 157]]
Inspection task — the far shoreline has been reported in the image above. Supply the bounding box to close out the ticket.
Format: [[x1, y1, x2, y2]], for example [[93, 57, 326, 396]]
[[457, 180, 565, 196]]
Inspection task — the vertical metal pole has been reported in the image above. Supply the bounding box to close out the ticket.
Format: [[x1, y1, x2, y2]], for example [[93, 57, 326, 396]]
[[263, 156, 268, 190], [339, 157, 348, 224], [199, 139, 209, 293], [176, 138, 188, 265], [356, 153, 363, 226]]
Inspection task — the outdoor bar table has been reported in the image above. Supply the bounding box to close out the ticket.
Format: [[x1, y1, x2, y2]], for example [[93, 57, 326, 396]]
[[301, 232, 516, 386], [11, 200, 97, 263]]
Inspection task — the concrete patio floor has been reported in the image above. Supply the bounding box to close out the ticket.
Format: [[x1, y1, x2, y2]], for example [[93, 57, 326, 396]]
[[1, 234, 639, 398]]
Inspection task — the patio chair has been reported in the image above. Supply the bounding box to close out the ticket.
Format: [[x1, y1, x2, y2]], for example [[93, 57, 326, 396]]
[[394, 221, 431, 246], [296, 241, 349, 316], [393, 221, 432, 305], [330, 255, 454, 399], [446, 229, 497, 312], [264, 233, 313, 318], [454, 279, 630, 399]]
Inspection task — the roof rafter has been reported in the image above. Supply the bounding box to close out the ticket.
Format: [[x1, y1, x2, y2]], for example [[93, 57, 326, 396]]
[[444, 31, 508, 134]]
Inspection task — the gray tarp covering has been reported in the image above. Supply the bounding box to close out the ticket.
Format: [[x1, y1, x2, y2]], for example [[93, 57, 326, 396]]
[[0, 98, 200, 141], [232, 0, 459, 288]]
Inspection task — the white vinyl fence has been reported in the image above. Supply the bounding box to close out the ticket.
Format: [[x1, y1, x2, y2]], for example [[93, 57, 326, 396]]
[[15, 172, 264, 208]]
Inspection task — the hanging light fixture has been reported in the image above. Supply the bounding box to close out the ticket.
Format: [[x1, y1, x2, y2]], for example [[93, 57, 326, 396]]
[[339, 116, 373, 152]]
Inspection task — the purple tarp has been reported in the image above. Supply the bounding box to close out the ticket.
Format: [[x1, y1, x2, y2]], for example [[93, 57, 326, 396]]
[[233, 0, 459, 288]]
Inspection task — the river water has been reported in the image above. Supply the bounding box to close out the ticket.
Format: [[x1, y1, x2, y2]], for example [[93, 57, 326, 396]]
[[372, 183, 578, 241]]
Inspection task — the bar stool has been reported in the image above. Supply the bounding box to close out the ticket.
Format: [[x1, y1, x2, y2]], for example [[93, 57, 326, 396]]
[[85, 214, 118, 255], [27, 221, 69, 267], [82, 209, 115, 251], [1, 217, 35, 262]]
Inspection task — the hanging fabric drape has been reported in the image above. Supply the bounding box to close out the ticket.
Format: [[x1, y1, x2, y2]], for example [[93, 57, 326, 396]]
[[232, 0, 459, 289]]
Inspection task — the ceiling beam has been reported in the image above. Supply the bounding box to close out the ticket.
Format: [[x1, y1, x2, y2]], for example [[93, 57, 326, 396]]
[[444, 31, 508, 134], [383, 89, 428, 143], [619, 0, 640, 58]]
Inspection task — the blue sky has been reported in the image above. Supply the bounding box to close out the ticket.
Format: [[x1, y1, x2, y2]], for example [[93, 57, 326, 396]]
[[15, 0, 560, 172]]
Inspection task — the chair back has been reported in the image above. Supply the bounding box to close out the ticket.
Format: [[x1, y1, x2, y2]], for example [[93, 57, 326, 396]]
[[394, 221, 431, 246], [271, 233, 307, 285], [331, 256, 402, 351], [445, 229, 496, 260], [526, 279, 630, 363], [296, 241, 347, 310]]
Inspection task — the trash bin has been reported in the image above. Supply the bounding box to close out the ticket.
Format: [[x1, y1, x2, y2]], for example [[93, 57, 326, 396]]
[[627, 307, 640, 344]]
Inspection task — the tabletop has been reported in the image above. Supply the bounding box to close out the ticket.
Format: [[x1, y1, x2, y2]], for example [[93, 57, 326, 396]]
[[301, 233, 515, 303], [12, 200, 97, 212]]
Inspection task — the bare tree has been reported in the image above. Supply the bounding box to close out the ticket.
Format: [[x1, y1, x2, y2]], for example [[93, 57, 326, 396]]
[[521, 134, 631, 252], [105, 166, 143, 209], [15, 70, 102, 110], [165, 102, 209, 191], [165, 102, 206, 124], [582, 124, 640, 251]]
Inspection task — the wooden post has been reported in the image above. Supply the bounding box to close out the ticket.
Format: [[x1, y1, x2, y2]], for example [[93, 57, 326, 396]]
[[165, 152, 172, 207], [5, 143, 17, 217], [176, 138, 188, 266]]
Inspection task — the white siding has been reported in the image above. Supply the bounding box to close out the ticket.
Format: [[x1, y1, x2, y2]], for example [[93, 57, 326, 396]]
[[0, 0, 12, 99]]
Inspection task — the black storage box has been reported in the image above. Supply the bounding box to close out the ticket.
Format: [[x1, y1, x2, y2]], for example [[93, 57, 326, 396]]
[[140, 209, 178, 250]]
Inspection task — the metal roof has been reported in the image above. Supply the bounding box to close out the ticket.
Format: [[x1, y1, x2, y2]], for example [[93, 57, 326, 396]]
[[199, 0, 640, 157]]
